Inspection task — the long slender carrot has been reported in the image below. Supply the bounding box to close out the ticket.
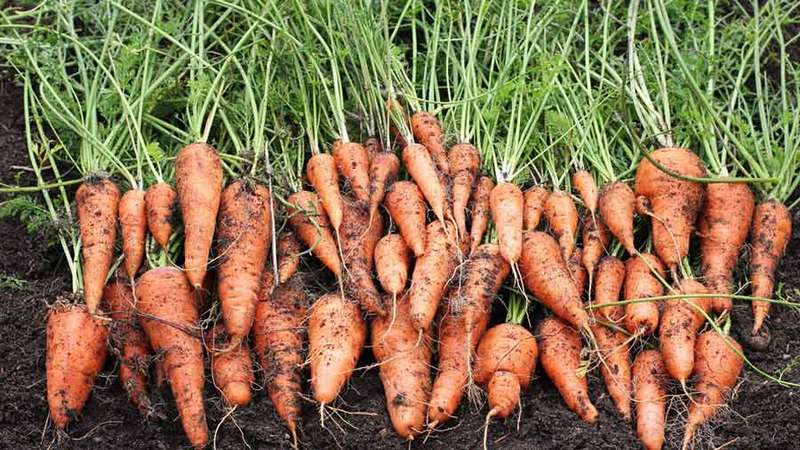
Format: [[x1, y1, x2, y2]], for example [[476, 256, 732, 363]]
[[572, 170, 598, 214], [333, 141, 371, 202], [408, 221, 458, 330], [469, 176, 495, 254], [491, 182, 524, 265], [276, 231, 302, 285], [449, 143, 480, 243], [385, 181, 427, 257], [411, 111, 450, 175], [119, 189, 147, 279], [544, 190, 579, 261], [633, 350, 668, 450], [306, 153, 344, 231], [750, 200, 792, 334], [598, 181, 637, 255], [76, 176, 120, 313], [176, 142, 223, 289], [286, 191, 342, 277], [523, 186, 549, 231], [402, 143, 449, 224], [145, 181, 177, 249], [341, 200, 385, 316], [368, 151, 400, 223]]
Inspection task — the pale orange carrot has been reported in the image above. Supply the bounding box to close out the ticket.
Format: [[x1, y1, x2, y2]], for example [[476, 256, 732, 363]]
[[145, 181, 177, 249], [491, 182, 524, 265], [544, 190, 579, 261], [524, 186, 550, 231], [385, 181, 427, 257], [623, 254, 666, 336], [598, 181, 637, 255], [403, 143, 449, 224], [306, 153, 343, 231], [286, 191, 342, 277], [572, 170, 598, 214], [119, 189, 146, 279]]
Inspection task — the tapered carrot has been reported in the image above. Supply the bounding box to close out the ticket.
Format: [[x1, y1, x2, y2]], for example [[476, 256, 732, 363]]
[[592, 256, 626, 322], [119, 189, 147, 279], [306, 153, 343, 231], [491, 182, 524, 265], [402, 143, 449, 224], [750, 200, 792, 334], [449, 143, 480, 242], [368, 151, 400, 222], [458, 244, 512, 334], [46, 302, 108, 429], [598, 181, 637, 254], [572, 170, 598, 214], [582, 213, 610, 278], [207, 323, 254, 407], [470, 176, 495, 254], [76, 176, 120, 313], [633, 350, 668, 450], [364, 136, 382, 162], [524, 186, 549, 231], [145, 181, 177, 249], [276, 231, 302, 284], [333, 141, 371, 202], [374, 233, 412, 296], [385, 181, 427, 257], [659, 280, 711, 383], [409, 221, 458, 330], [545, 190, 579, 261], [341, 200, 385, 316], [591, 323, 631, 421], [411, 111, 449, 175], [623, 253, 665, 336], [176, 142, 223, 289], [287, 191, 342, 277], [567, 248, 587, 296]]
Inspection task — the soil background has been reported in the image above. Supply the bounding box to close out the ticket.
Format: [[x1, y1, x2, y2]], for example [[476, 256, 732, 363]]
[[2, 72, 799, 450]]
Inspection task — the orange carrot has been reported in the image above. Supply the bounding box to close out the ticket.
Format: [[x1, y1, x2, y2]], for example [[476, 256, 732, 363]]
[[591, 323, 631, 421], [469, 176, 495, 254], [364, 136, 382, 162], [341, 200, 386, 316], [582, 213, 611, 277], [408, 221, 458, 330], [633, 350, 669, 450], [750, 200, 792, 334], [287, 191, 342, 277], [458, 244, 512, 334], [598, 181, 637, 254], [402, 143, 449, 224], [449, 143, 480, 243], [385, 181, 427, 257], [207, 323, 254, 407], [276, 231, 302, 284], [333, 141, 371, 202], [145, 182, 177, 249], [537, 316, 597, 423], [176, 142, 223, 289], [523, 186, 549, 231], [136, 267, 208, 448], [374, 233, 412, 297], [411, 111, 450, 175], [659, 279, 711, 383], [491, 182, 524, 265], [572, 170, 598, 214], [544, 190, 579, 260], [592, 256, 626, 322], [567, 248, 587, 296], [520, 231, 590, 329], [634, 148, 707, 271], [119, 189, 147, 279], [76, 176, 120, 313], [306, 153, 344, 231], [46, 302, 108, 429], [368, 151, 401, 222], [623, 253, 665, 336]]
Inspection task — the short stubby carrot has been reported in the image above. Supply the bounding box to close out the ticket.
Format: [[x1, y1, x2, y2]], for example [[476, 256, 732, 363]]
[[76, 176, 120, 313], [385, 181, 427, 257], [176, 142, 223, 289], [402, 143, 449, 224], [623, 253, 666, 336], [368, 151, 400, 222], [374, 233, 412, 297], [449, 143, 480, 242], [364, 135, 382, 162], [572, 170, 598, 214], [145, 181, 177, 249], [408, 221, 458, 330], [598, 181, 637, 255], [659, 279, 711, 384], [523, 186, 549, 231], [544, 190, 579, 261], [491, 182, 524, 265], [750, 200, 792, 334], [333, 141, 371, 202], [276, 231, 302, 284], [633, 350, 668, 450], [207, 323, 254, 407], [591, 323, 631, 421], [469, 176, 495, 254], [287, 190, 342, 277], [592, 256, 626, 322], [306, 152, 343, 231], [119, 189, 147, 279], [411, 111, 449, 175], [341, 200, 386, 316]]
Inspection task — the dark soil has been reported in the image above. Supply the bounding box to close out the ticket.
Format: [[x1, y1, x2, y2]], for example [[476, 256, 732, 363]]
[[2, 80, 800, 450]]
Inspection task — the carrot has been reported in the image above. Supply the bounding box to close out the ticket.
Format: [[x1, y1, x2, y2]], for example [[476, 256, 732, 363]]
[[216, 181, 272, 345], [523, 186, 549, 231], [368, 151, 400, 223], [341, 200, 385, 316], [364, 199, 384, 271], [46, 302, 108, 429], [207, 323, 254, 407], [306, 152, 344, 231], [520, 231, 590, 329], [308, 293, 366, 405], [276, 231, 302, 284], [119, 189, 147, 279], [474, 323, 537, 421], [491, 182, 524, 264], [634, 148, 707, 271], [592, 256, 626, 322], [286, 190, 342, 277], [544, 190, 579, 260], [408, 221, 458, 330], [385, 181, 427, 257], [402, 143, 449, 224], [458, 244, 512, 334], [364, 135, 382, 162], [659, 279, 711, 383], [253, 275, 307, 444], [136, 266, 208, 448], [623, 253, 666, 336], [591, 323, 631, 421], [371, 296, 432, 439], [76, 176, 120, 313], [411, 111, 450, 175], [598, 181, 637, 254], [145, 182, 177, 249], [176, 142, 223, 289], [566, 248, 587, 296], [469, 176, 495, 253], [449, 143, 480, 243], [104, 273, 152, 415], [682, 331, 744, 449], [333, 141, 371, 202], [750, 200, 792, 334], [581, 213, 610, 278], [537, 316, 597, 423], [374, 233, 411, 297], [698, 183, 754, 313], [633, 350, 669, 450], [572, 170, 598, 214]]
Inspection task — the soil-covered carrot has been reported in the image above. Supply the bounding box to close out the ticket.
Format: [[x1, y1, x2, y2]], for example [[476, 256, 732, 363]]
[[491, 182, 524, 265], [523, 186, 549, 231], [136, 267, 207, 448], [368, 151, 400, 222], [408, 221, 458, 330], [698, 183, 754, 313], [545, 190, 579, 261], [537, 316, 597, 423], [449, 143, 480, 242], [593, 256, 626, 322], [119, 189, 146, 279], [573, 170, 598, 214], [411, 111, 450, 175], [276, 231, 302, 284], [176, 142, 223, 289], [341, 200, 385, 316], [306, 153, 343, 231], [371, 296, 433, 439], [105, 274, 151, 415], [659, 280, 711, 383], [145, 182, 177, 249], [682, 331, 744, 449], [458, 244, 512, 334], [46, 302, 108, 429], [385, 181, 427, 257], [591, 324, 631, 421], [582, 213, 611, 278], [633, 350, 668, 450], [365, 136, 382, 162], [470, 176, 495, 253], [286, 191, 342, 277], [253, 274, 307, 443], [76, 176, 120, 313], [634, 148, 707, 271], [623, 253, 666, 336], [333, 141, 371, 202], [207, 323, 254, 407], [750, 200, 792, 334], [374, 233, 411, 297], [216, 181, 272, 345], [567, 248, 587, 296], [520, 232, 589, 329], [598, 181, 637, 255], [402, 143, 449, 224], [308, 293, 366, 405]]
